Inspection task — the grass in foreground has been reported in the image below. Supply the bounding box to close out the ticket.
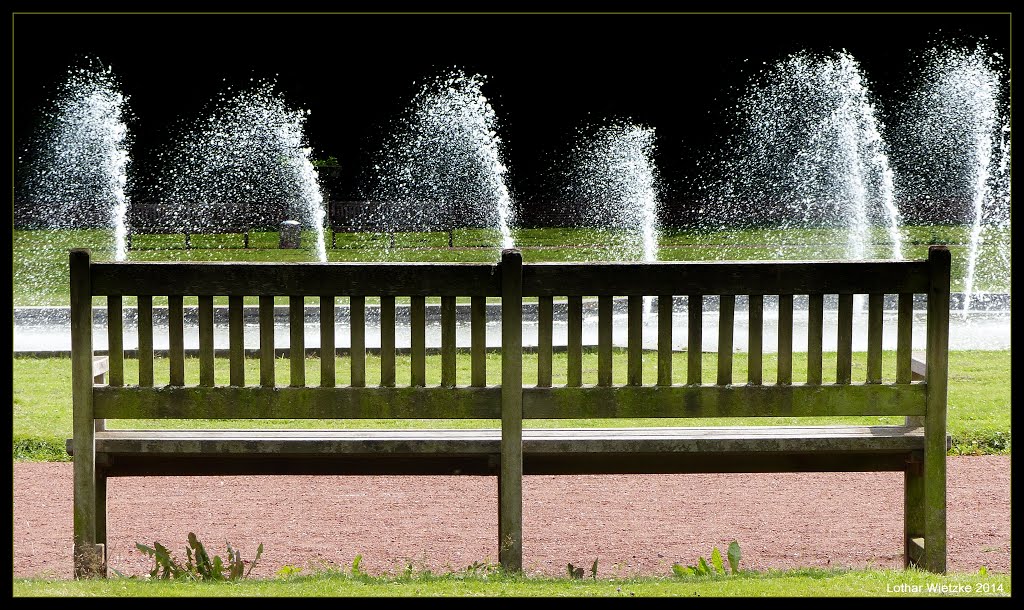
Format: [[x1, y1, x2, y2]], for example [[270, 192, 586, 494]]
[[12, 350, 1011, 460], [12, 567, 1011, 597]]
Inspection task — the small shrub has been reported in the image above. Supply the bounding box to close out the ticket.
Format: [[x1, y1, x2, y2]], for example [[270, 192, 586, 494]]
[[673, 540, 742, 577], [463, 560, 501, 578], [566, 558, 598, 580], [13, 435, 71, 462], [276, 564, 303, 579], [135, 532, 263, 581]]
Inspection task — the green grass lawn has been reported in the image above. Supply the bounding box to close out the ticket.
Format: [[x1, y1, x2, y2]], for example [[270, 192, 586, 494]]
[[12, 225, 1011, 306], [11, 566, 1011, 597], [13, 349, 1010, 460]]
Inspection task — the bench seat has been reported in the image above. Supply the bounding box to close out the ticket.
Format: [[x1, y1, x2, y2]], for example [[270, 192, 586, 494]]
[[71, 425, 932, 477]]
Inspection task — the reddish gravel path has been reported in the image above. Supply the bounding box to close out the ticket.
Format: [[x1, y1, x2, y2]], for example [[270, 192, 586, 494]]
[[12, 456, 1010, 580]]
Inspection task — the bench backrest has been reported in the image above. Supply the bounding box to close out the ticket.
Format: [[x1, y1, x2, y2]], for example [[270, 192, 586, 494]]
[[128, 202, 289, 235], [71, 247, 950, 436], [329, 200, 496, 233]]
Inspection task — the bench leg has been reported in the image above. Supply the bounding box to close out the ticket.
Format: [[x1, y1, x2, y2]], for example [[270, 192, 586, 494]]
[[96, 472, 108, 576], [923, 445, 948, 573], [904, 451, 925, 569], [497, 471, 522, 573], [73, 454, 104, 578]]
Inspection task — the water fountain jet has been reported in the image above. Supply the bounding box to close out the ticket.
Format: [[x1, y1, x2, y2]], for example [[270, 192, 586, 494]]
[[563, 120, 661, 264], [20, 58, 132, 262], [369, 69, 516, 257], [895, 42, 1010, 315], [718, 49, 903, 262], [156, 80, 329, 262]]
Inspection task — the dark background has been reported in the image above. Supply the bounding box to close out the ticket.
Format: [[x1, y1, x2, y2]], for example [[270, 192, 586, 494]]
[[11, 10, 1012, 226]]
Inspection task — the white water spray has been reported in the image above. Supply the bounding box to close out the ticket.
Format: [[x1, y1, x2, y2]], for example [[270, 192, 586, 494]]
[[371, 69, 516, 255], [897, 43, 1010, 315], [727, 50, 902, 261], [566, 122, 661, 263], [24, 61, 132, 261], [159, 81, 328, 261]]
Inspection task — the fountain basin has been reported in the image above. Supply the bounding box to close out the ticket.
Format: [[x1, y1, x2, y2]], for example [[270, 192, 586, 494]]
[[13, 294, 1011, 355]]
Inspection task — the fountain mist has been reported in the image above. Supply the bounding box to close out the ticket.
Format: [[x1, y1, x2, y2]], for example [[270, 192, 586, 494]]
[[564, 121, 661, 262], [720, 50, 903, 261], [157, 80, 328, 261], [370, 69, 516, 255], [21, 59, 132, 261], [896, 43, 1010, 314]]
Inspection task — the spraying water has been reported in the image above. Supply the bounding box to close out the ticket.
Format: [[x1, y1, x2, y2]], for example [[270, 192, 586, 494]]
[[370, 69, 516, 255], [157, 80, 328, 262], [897, 43, 1010, 315], [564, 121, 661, 263], [21, 59, 132, 261], [721, 50, 903, 261]]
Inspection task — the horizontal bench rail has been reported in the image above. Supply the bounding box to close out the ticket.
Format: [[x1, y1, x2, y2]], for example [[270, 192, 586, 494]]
[[71, 425, 929, 477], [522, 260, 931, 296], [94, 386, 502, 419], [92, 383, 926, 420], [90, 261, 503, 297]]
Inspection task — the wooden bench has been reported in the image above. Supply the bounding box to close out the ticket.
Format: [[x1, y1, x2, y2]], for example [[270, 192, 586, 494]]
[[126, 203, 287, 250], [68, 246, 951, 578], [329, 200, 489, 249]]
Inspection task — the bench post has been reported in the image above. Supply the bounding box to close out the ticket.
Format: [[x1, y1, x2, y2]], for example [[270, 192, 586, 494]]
[[70, 248, 104, 578], [922, 245, 950, 573], [499, 248, 523, 573]]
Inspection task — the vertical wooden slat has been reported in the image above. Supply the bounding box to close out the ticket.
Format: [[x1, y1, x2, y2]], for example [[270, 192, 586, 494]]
[[380, 295, 396, 388], [259, 295, 275, 387], [777, 294, 793, 385], [499, 249, 523, 573], [598, 295, 613, 386], [289, 296, 305, 387], [537, 296, 553, 388], [687, 294, 702, 385], [867, 293, 884, 383], [350, 295, 366, 388], [627, 295, 642, 386], [837, 293, 853, 384], [411, 295, 426, 387], [441, 296, 456, 387], [567, 295, 583, 387], [198, 295, 214, 387], [747, 294, 763, 385], [924, 246, 951, 574], [168, 295, 184, 386], [807, 293, 824, 385], [657, 295, 673, 386], [228, 295, 244, 387], [137, 295, 154, 387], [320, 295, 335, 388], [717, 294, 735, 385], [471, 296, 486, 387], [106, 296, 123, 386], [70, 249, 100, 577], [897, 293, 913, 384]]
